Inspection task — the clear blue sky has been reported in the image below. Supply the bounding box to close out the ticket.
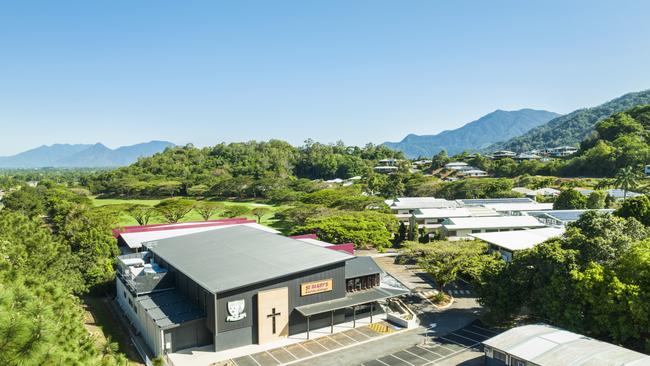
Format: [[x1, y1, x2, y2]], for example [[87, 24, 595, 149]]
[[1, 0, 650, 155]]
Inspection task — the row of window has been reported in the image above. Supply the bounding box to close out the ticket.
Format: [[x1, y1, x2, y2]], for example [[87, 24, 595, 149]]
[[346, 274, 380, 293], [485, 347, 526, 366]]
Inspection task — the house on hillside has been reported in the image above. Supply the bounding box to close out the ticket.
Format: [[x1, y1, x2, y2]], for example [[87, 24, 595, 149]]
[[373, 158, 400, 173], [490, 150, 517, 159], [548, 146, 578, 157], [576, 188, 642, 200], [457, 169, 488, 177]]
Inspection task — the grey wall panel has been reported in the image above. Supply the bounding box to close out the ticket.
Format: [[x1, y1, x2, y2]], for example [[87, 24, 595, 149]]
[[167, 319, 212, 352], [215, 327, 254, 351]]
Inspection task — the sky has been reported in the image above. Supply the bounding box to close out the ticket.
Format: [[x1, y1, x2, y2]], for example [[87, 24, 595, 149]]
[[1, 0, 650, 156]]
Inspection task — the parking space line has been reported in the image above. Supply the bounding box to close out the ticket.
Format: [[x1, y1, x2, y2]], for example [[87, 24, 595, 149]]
[[281, 346, 299, 360], [421, 341, 482, 366], [403, 349, 431, 362], [374, 359, 391, 366], [352, 328, 373, 339], [460, 328, 490, 339], [339, 331, 360, 343], [312, 337, 330, 351], [470, 324, 499, 335], [391, 354, 416, 366], [297, 342, 315, 355], [265, 350, 282, 364], [327, 335, 345, 347], [415, 345, 444, 357], [440, 336, 469, 348], [450, 331, 483, 343], [248, 355, 263, 366]]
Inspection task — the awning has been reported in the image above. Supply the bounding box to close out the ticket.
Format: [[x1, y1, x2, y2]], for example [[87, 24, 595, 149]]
[[295, 286, 410, 317]]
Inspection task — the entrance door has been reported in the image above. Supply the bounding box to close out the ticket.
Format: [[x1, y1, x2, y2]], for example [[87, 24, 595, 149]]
[[257, 287, 289, 344]]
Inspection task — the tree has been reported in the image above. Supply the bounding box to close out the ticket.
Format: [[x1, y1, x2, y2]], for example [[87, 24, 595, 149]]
[[431, 150, 450, 169], [126, 204, 157, 225], [615, 195, 650, 226], [222, 205, 251, 218], [586, 190, 607, 209], [553, 189, 587, 210], [293, 212, 396, 249], [396, 222, 407, 244], [614, 166, 640, 200], [251, 207, 271, 223], [562, 211, 647, 267], [412, 241, 489, 294], [155, 198, 195, 223], [194, 201, 224, 221], [1, 186, 44, 218]]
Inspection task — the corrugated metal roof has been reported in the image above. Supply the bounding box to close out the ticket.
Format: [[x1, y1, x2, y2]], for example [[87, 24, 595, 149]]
[[470, 227, 565, 251], [145, 225, 353, 294], [120, 223, 279, 249], [458, 198, 535, 205], [483, 324, 650, 366], [295, 286, 409, 316], [138, 290, 205, 330], [481, 202, 554, 212], [443, 216, 545, 230], [345, 257, 383, 279]]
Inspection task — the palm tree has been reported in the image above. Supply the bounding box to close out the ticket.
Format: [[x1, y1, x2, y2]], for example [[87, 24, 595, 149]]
[[614, 167, 639, 199]]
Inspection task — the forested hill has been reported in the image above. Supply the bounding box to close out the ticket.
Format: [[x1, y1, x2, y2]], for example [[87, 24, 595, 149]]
[[383, 109, 559, 158], [87, 140, 404, 197], [486, 89, 650, 153]]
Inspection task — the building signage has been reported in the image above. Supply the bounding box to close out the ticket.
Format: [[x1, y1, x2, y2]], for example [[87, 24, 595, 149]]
[[226, 299, 246, 321], [300, 279, 333, 296]]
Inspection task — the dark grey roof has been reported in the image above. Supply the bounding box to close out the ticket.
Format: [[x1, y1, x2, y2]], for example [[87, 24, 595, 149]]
[[138, 290, 205, 330], [144, 225, 353, 294], [295, 286, 409, 317], [345, 257, 383, 279], [458, 198, 535, 205]]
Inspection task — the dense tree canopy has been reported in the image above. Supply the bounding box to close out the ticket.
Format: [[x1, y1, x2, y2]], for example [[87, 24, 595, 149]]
[[475, 212, 650, 352]]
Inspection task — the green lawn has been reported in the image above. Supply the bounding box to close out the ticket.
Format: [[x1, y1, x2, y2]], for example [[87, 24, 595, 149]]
[[91, 197, 289, 227]]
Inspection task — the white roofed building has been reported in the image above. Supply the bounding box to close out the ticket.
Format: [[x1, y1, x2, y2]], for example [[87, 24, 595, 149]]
[[388, 197, 459, 222], [483, 324, 650, 366], [470, 227, 565, 261], [440, 216, 546, 240]]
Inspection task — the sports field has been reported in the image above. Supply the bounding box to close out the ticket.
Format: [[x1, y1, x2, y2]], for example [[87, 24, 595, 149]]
[[91, 197, 287, 226]]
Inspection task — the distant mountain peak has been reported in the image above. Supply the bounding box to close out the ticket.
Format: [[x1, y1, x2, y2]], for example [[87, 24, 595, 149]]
[[0, 141, 175, 168], [485, 89, 650, 153], [383, 109, 560, 158]]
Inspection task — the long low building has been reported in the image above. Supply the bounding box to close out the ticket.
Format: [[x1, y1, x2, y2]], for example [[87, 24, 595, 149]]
[[439, 216, 546, 239], [115, 224, 408, 356], [470, 227, 565, 261], [483, 324, 650, 366], [525, 209, 615, 227]]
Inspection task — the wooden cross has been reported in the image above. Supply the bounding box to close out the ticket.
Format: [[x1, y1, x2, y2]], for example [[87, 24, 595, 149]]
[[267, 307, 281, 334]]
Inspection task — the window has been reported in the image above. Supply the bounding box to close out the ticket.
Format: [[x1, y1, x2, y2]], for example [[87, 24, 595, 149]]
[[471, 229, 481, 233], [494, 351, 507, 362], [484, 347, 493, 357]]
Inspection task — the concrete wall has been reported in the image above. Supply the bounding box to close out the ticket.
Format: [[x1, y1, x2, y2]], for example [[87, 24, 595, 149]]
[[214, 262, 347, 351]]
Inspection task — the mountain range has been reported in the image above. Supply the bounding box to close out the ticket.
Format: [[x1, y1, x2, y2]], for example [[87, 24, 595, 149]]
[[383, 109, 560, 158], [485, 89, 650, 152], [0, 141, 174, 168]]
